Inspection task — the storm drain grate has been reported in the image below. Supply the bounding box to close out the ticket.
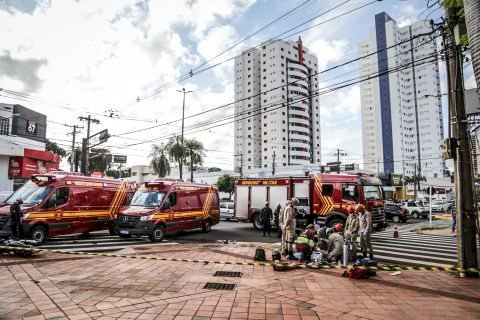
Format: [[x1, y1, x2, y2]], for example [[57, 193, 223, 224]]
[[203, 282, 236, 291], [213, 271, 242, 278]]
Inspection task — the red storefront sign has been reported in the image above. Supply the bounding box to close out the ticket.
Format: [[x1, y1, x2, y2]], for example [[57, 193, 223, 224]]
[[8, 149, 60, 178]]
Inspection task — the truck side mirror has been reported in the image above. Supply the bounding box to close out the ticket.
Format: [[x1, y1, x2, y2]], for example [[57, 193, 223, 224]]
[[162, 201, 171, 210]]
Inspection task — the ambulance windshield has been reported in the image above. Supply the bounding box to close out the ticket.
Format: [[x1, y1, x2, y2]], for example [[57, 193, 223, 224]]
[[363, 185, 383, 201], [130, 190, 166, 207], [7, 181, 53, 205]]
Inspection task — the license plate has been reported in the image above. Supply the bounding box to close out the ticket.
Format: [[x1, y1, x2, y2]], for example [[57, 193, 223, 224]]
[[120, 230, 129, 235]]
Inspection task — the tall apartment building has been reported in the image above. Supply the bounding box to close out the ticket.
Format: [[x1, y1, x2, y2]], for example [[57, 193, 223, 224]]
[[234, 38, 321, 173], [359, 12, 445, 178]]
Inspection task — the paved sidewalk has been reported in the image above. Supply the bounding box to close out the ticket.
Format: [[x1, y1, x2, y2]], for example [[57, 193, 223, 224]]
[[1, 242, 479, 320]]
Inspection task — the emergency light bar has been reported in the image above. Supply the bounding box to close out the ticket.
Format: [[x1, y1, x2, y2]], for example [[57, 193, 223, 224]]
[[145, 182, 164, 187], [49, 171, 84, 176], [31, 175, 57, 183]]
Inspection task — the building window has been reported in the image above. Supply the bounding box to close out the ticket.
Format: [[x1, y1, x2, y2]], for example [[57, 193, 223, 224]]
[[0, 117, 9, 135]]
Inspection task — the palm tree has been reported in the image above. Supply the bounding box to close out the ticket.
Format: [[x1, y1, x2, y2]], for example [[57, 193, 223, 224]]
[[184, 138, 205, 182], [404, 174, 427, 199], [150, 143, 171, 177], [166, 136, 185, 179]]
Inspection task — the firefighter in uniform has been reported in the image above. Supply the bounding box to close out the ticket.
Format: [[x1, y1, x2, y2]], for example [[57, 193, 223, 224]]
[[344, 206, 360, 257], [357, 204, 374, 259], [260, 202, 273, 237], [294, 224, 316, 261], [9, 199, 25, 240], [279, 200, 290, 254], [283, 197, 299, 259], [327, 223, 344, 262]]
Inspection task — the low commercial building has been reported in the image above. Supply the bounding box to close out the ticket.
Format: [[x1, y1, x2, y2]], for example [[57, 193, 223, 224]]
[[0, 103, 60, 191]]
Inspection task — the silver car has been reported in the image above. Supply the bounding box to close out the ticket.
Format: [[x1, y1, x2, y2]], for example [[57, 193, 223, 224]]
[[220, 202, 235, 220]]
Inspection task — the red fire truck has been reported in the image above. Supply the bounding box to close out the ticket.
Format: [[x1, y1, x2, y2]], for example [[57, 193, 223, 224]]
[[114, 179, 220, 241], [234, 172, 386, 230], [0, 173, 136, 243]]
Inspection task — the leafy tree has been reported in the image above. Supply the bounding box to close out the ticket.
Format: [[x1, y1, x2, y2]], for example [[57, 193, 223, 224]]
[[45, 139, 67, 157], [216, 174, 235, 200], [166, 136, 186, 179], [150, 143, 171, 177], [184, 138, 205, 181], [106, 164, 131, 179], [88, 148, 110, 173]]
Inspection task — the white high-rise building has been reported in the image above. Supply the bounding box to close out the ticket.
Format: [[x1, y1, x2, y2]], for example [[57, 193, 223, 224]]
[[234, 38, 321, 173], [359, 12, 445, 178]]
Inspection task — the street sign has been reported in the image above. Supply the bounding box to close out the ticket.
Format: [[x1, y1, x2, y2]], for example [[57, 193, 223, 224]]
[[88, 129, 109, 149], [326, 161, 340, 166], [105, 154, 113, 163], [113, 155, 127, 163], [344, 163, 355, 171]]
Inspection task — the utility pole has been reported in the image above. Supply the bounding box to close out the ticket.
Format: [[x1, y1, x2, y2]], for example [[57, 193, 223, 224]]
[[78, 115, 100, 175], [334, 149, 347, 174], [177, 88, 193, 180], [445, 7, 478, 277], [189, 148, 194, 182], [272, 151, 276, 176], [66, 124, 83, 172], [414, 162, 417, 199]]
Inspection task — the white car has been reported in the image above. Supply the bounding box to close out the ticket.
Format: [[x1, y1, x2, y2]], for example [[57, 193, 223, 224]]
[[220, 202, 235, 220], [402, 201, 429, 219], [431, 201, 449, 212]]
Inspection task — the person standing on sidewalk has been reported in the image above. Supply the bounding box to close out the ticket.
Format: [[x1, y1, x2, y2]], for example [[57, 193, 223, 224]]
[[357, 204, 373, 259], [451, 207, 456, 233], [260, 202, 273, 237], [284, 198, 299, 259], [9, 199, 25, 240], [279, 200, 290, 254], [344, 206, 359, 257], [273, 204, 281, 237]]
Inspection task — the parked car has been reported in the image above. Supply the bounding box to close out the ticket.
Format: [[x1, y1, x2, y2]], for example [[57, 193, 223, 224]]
[[0, 191, 13, 203], [220, 202, 235, 220], [431, 200, 449, 212], [384, 203, 409, 223], [402, 200, 429, 219]]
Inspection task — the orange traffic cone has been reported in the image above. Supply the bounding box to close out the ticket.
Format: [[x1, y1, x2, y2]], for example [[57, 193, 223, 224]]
[[393, 224, 399, 238]]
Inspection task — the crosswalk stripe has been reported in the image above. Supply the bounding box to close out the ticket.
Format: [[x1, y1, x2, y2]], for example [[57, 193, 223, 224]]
[[371, 238, 458, 250], [372, 245, 456, 258], [371, 240, 457, 254]]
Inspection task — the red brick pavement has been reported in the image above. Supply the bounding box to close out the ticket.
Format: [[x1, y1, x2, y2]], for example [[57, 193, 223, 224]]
[[0, 242, 479, 320]]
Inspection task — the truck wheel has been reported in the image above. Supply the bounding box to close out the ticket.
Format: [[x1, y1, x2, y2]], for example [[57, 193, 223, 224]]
[[252, 213, 263, 230], [202, 219, 212, 233], [412, 211, 419, 219], [327, 218, 345, 228], [149, 225, 165, 242], [30, 226, 47, 244], [392, 215, 400, 223]]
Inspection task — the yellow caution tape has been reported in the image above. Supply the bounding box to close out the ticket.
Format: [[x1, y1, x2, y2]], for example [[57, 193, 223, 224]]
[[0, 245, 477, 274]]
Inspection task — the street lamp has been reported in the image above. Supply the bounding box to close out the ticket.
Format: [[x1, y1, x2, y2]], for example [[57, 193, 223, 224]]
[[176, 88, 193, 180]]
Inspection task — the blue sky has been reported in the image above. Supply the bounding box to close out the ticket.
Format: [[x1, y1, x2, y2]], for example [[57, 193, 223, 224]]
[[0, 0, 475, 170]]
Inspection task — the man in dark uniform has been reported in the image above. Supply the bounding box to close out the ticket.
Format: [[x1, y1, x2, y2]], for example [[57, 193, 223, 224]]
[[274, 204, 281, 238], [10, 198, 25, 240], [260, 202, 273, 237]]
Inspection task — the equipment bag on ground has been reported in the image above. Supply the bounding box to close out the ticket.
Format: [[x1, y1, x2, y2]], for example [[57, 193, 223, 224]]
[[254, 247, 266, 261], [342, 267, 377, 279]]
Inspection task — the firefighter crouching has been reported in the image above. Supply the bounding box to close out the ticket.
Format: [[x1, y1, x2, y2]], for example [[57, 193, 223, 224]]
[[283, 198, 299, 259], [327, 223, 344, 262], [344, 206, 360, 257], [316, 225, 333, 252], [357, 204, 374, 259], [294, 224, 317, 261]]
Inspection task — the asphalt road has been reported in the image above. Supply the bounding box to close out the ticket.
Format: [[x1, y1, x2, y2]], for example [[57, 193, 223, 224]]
[[169, 218, 423, 244], [171, 220, 280, 244]]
